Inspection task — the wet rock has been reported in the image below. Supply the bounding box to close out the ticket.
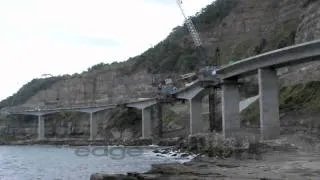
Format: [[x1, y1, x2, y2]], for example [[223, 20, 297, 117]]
[[188, 134, 206, 153], [148, 163, 194, 175], [181, 153, 189, 158], [152, 149, 160, 153], [161, 150, 170, 154], [90, 173, 138, 180], [124, 138, 152, 146], [178, 139, 188, 150], [216, 163, 240, 168], [135, 174, 161, 179], [197, 163, 209, 168], [158, 137, 182, 146], [127, 172, 161, 180], [269, 143, 298, 152], [0, 141, 7, 145], [248, 142, 270, 155]]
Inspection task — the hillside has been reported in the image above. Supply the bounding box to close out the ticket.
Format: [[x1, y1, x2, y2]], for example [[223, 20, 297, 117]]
[[0, 0, 319, 108]]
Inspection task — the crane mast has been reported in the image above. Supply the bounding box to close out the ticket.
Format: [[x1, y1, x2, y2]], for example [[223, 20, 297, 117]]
[[176, 0, 219, 132], [176, 0, 202, 47], [176, 0, 208, 67]]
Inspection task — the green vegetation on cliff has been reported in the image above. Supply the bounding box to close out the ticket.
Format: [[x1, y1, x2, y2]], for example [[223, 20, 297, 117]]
[[279, 81, 320, 113], [132, 0, 238, 74], [242, 81, 320, 126], [108, 108, 141, 131], [0, 76, 65, 108]]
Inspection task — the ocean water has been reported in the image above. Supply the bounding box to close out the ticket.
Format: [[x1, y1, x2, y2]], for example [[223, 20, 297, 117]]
[[0, 145, 190, 180]]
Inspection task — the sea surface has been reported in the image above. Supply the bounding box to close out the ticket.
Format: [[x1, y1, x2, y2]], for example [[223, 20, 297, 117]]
[[0, 145, 189, 180]]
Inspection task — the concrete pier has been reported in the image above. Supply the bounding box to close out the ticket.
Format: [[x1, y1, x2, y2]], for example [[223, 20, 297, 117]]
[[89, 112, 98, 140], [221, 79, 240, 138], [142, 107, 152, 138], [37, 115, 45, 140], [189, 95, 203, 134], [259, 68, 280, 140], [126, 99, 158, 139]]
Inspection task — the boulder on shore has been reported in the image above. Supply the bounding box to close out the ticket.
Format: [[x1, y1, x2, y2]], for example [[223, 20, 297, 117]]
[[90, 173, 138, 180]]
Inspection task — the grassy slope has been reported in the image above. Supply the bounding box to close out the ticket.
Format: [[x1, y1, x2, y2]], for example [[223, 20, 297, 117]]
[[0, 76, 65, 108], [242, 81, 320, 126]]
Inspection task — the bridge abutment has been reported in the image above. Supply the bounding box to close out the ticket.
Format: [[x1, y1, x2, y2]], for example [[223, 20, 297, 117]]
[[258, 68, 280, 140], [221, 79, 240, 138]]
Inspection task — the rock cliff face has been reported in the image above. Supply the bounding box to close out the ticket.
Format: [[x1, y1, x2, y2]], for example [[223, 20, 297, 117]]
[[281, 0, 320, 86], [296, 0, 320, 43], [201, 0, 302, 60], [24, 68, 156, 107], [1, 0, 320, 140], [20, 0, 319, 107]]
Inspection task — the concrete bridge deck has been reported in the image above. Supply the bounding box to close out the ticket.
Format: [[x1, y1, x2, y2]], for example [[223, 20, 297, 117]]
[[217, 39, 320, 79], [217, 39, 320, 140]]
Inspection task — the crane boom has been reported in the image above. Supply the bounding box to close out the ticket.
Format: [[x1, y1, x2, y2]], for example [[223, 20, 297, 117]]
[[176, 0, 202, 47], [176, 0, 207, 66], [176, 0, 219, 133]]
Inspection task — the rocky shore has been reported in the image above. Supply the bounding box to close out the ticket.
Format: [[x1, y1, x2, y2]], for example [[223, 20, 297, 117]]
[[90, 131, 320, 180], [3, 130, 320, 180], [91, 149, 320, 180]]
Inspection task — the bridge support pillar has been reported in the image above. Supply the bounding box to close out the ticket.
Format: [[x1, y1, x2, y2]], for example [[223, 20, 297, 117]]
[[154, 103, 163, 138], [37, 115, 45, 140], [89, 112, 98, 141], [142, 107, 152, 138], [259, 68, 280, 140], [189, 95, 204, 134], [221, 79, 240, 138]]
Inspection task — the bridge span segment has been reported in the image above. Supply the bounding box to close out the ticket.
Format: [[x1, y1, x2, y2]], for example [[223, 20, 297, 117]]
[[217, 39, 320, 140], [7, 104, 117, 140]]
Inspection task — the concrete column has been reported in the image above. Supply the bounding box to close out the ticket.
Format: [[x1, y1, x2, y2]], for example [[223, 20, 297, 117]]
[[221, 79, 240, 138], [89, 112, 98, 140], [142, 107, 152, 138], [37, 115, 45, 140], [259, 68, 280, 140], [189, 95, 203, 134], [156, 103, 163, 138]]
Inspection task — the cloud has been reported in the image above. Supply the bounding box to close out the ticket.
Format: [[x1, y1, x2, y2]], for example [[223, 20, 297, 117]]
[[145, 0, 175, 5], [50, 33, 120, 47], [76, 37, 120, 47]]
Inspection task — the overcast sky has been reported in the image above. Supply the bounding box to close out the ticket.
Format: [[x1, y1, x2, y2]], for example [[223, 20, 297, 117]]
[[0, 0, 213, 101]]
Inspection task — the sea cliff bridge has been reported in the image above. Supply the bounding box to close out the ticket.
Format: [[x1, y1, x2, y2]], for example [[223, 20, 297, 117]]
[[1, 39, 320, 141]]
